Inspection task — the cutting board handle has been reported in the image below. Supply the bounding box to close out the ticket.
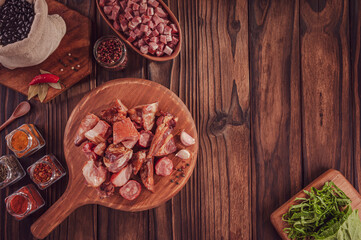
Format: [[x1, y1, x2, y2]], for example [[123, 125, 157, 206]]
[[31, 185, 87, 239]]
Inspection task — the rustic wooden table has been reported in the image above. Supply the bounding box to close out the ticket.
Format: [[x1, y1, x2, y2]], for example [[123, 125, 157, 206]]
[[0, 0, 360, 239]]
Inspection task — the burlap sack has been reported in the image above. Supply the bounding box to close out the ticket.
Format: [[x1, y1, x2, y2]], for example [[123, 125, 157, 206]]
[[0, 0, 66, 69]]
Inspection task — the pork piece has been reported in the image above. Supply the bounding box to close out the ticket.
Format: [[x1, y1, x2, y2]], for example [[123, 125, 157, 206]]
[[110, 164, 132, 187], [139, 130, 154, 148], [119, 180, 141, 200], [97, 181, 115, 199], [82, 142, 98, 161], [94, 142, 107, 156], [84, 120, 111, 144], [74, 114, 100, 146], [140, 158, 154, 192], [128, 102, 159, 131], [82, 160, 107, 187], [104, 144, 133, 173], [132, 150, 147, 175], [148, 114, 177, 158], [155, 157, 173, 176], [113, 118, 140, 148], [154, 134, 177, 156], [100, 99, 128, 124]]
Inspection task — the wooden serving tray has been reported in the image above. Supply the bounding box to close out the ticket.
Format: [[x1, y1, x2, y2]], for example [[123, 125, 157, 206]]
[[30, 78, 199, 239], [0, 0, 92, 103], [271, 169, 361, 240]]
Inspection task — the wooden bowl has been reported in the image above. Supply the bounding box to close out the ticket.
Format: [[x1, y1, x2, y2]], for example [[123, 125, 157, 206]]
[[96, 0, 182, 61], [31, 78, 198, 239], [271, 169, 361, 240]]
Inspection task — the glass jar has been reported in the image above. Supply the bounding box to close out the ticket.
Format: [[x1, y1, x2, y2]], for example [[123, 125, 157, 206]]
[[6, 124, 46, 158], [0, 155, 26, 189], [27, 154, 66, 190], [5, 184, 45, 220], [93, 35, 128, 71]]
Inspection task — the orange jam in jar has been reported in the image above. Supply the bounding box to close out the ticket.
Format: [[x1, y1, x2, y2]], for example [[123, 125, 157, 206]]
[[6, 124, 45, 158]]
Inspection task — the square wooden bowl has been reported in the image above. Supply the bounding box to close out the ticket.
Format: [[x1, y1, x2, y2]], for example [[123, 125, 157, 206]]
[[270, 169, 361, 240]]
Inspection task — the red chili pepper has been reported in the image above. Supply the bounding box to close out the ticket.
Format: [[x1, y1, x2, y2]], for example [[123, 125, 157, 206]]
[[29, 74, 59, 85]]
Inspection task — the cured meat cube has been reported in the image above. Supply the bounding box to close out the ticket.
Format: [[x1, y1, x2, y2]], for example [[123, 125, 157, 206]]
[[155, 7, 167, 18], [132, 2, 139, 10], [119, 0, 127, 10], [84, 120, 111, 144], [110, 164, 132, 187], [82, 160, 107, 187], [138, 38, 146, 46], [94, 142, 107, 156], [168, 43, 175, 49], [133, 16, 142, 24], [127, 31, 137, 42], [147, 7, 154, 16], [155, 157, 173, 176], [164, 25, 172, 35], [120, 20, 129, 32], [151, 29, 159, 36], [133, 41, 139, 47], [124, 11, 133, 20], [113, 21, 120, 30], [159, 34, 167, 44], [99, 0, 106, 7], [107, 0, 116, 5], [119, 180, 141, 200], [152, 14, 163, 26], [139, 3, 147, 14], [156, 22, 165, 34], [100, 99, 128, 124], [156, 50, 163, 57], [170, 23, 178, 33], [140, 158, 154, 192], [140, 24, 149, 32], [148, 47, 156, 54], [148, 41, 158, 51], [104, 144, 133, 172], [104, 6, 112, 15], [132, 150, 147, 174], [158, 42, 165, 51], [124, 6, 132, 13], [119, 14, 126, 22], [82, 142, 98, 161], [127, 0, 134, 7], [139, 130, 154, 148], [148, 0, 159, 7], [171, 36, 179, 45], [140, 45, 149, 54], [163, 19, 170, 25], [113, 118, 140, 148], [134, 10, 140, 16], [142, 15, 151, 24], [145, 29, 152, 37], [150, 36, 159, 43], [148, 20, 155, 29], [165, 34, 172, 42], [154, 134, 177, 156], [163, 45, 173, 55], [74, 113, 100, 146], [134, 28, 143, 37]]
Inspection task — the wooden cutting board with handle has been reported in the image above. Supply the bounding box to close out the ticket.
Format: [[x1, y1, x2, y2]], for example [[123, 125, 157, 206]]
[[31, 78, 199, 239]]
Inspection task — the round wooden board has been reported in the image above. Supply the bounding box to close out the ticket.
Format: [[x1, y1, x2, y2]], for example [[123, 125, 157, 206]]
[[31, 78, 198, 239]]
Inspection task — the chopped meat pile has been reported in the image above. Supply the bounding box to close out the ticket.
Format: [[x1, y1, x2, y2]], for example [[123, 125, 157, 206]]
[[75, 99, 194, 201], [99, 0, 180, 57]]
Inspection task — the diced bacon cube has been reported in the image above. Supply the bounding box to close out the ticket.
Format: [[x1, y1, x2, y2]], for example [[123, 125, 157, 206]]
[[133, 16, 142, 24], [148, 47, 156, 55], [139, 3, 147, 14], [168, 43, 175, 48], [171, 36, 179, 45], [155, 7, 167, 18], [148, 41, 158, 51], [153, 14, 163, 26], [127, 31, 137, 42], [109, 6, 120, 21], [133, 41, 139, 47], [145, 29, 152, 37], [156, 22, 165, 34], [124, 30, 130, 36], [106, 0, 116, 6], [124, 11, 133, 20], [159, 35, 167, 44], [124, 6, 132, 13], [158, 42, 165, 51], [147, 7, 154, 16], [148, 0, 159, 8], [166, 34, 172, 42], [134, 28, 143, 37], [132, 3, 139, 10], [164, 25, 172, 35], [140, 45, 149, 54], [140, 0, 147, 3], [142, 15, 151, 24], [119, 1, 127, 10], [170, 24, 178, 33], [120, 20, 128, 32], [134, 10, 140, 16], [104, 6, 112, 15], [156, 50, 163, 57], [140, 24, 149, 32], [113, 21, 120, 30], [119, 14, 126, 22], [163, 45, 173, 55], [143, 36, 150, 43], [148, 21, 155, 29], [150, 36, 159, 43], [128, 21, 137, 30], [99, 0, 106, 7], [163, 19, 170, 25], [151, 29, 159, 36], [127, 1, 134, 7], [138, 38, 146, 46]]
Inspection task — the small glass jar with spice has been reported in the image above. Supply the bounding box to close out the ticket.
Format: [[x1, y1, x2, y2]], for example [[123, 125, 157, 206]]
[[0, 155, 26, 190], [93, 36, 128, 71], [27, 154, 66, 190], [5, 184, 45, 220], [6, 124, 46, 158]]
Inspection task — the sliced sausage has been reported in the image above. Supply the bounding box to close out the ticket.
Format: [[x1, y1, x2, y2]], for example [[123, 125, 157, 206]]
[[119, 180, 141, 200], [155, 157, 173, 176]]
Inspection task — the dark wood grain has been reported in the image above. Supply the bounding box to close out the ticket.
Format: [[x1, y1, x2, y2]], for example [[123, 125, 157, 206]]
[[1, 0, 361, 239]]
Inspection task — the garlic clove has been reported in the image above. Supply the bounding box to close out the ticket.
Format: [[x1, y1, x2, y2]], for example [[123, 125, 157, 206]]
[[180, 131, 195, 146], [176, 149, 191, 159]]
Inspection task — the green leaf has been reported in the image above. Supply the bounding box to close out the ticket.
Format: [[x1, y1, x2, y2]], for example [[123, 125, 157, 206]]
[[48, 82, 62, 89], [28, 85, 39, 100], [38, 83, 48, 102], [321, 210, 361, 240]]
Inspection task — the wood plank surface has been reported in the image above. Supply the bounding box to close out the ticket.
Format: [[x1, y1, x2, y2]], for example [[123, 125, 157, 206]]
[[0, 0, 361, 239]]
